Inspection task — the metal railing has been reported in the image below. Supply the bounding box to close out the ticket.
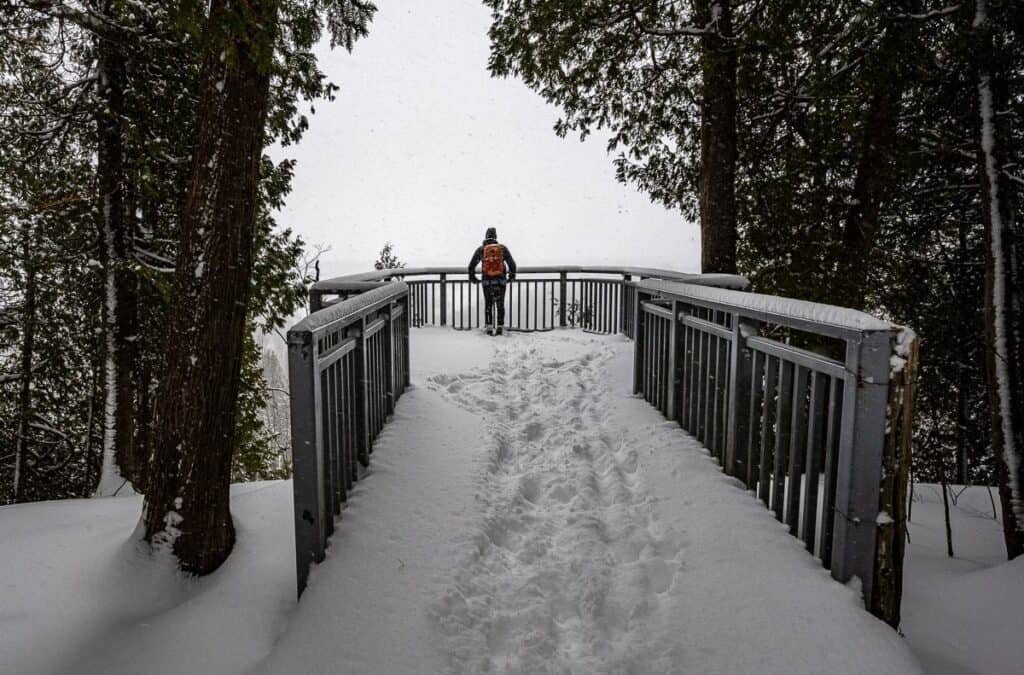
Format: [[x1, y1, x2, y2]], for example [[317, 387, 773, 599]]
[[289, 265, 915, 626], [630, 279, 917, 627], [288, 283, 410, 593], [310, 266, 749, 334]]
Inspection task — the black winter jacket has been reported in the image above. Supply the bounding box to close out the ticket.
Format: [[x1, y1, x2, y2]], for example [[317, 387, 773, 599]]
[[468, 238, 517, 281]]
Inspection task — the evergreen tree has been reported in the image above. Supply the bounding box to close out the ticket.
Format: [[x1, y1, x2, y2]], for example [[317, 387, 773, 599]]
[[0, 0, 374, 506], [139, 0, 374, 574], [374, 242, 406, 270], [485, 0, 740, 272]]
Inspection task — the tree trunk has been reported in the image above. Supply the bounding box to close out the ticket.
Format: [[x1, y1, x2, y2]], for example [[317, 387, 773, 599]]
[[833, 11, 916, 309], [695, 0, 738, 274], [974, 0, 1024, 560], [142, 0, 278, 575], [956, 219, 970, 484], [95, 32, 139, 495], [12, 217, 37, 504]]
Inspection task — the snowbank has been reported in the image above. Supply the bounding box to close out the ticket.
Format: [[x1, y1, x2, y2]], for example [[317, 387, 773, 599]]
[[2, 329, 1016, 674], [902, 485, 1024, 675], [0, 482, 294, 675]]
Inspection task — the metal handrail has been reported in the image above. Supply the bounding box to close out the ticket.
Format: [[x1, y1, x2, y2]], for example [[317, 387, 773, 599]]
[[287, 266, 916, 628], [629, 279, 917, 627], [288, 281, 411, 593]]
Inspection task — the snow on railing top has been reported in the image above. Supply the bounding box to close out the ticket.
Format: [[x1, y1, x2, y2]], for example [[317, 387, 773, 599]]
[[635, 278, 897, 336], [312, 266, 750, 293], [289, 282, 409, 336]]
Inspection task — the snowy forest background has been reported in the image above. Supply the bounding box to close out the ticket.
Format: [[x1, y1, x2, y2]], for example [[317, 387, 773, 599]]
[[1, 0, 1021, 560]]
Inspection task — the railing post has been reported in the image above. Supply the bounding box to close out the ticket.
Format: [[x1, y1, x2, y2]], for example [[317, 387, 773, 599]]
[[830, 329, 894, 606], [632, 289, 647, 395], [288, 328, 325, 596], [385, 305, 396, 416], [621, 273, 632, 335], [439, 273, 447, 326], [725, 315, 754, 478], [559, 272, 568, 328], [309, 289, 324, 314], [665, 300, 680, 420], [351, 318, 370, 467], [402, 296, 411, 388]]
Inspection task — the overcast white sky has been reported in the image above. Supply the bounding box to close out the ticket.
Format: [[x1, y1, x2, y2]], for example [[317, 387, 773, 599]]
[[269, 0, 700, 278]]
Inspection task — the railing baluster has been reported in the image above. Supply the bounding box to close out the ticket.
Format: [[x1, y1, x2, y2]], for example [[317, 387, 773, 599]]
[[786, 365, 810, 534], [689, 319, 700, 433], [666, 302, 679, 421], [820, 376, 843, 568], [773, 359, 794, 521], [759, 355, 777, 506], [802, 371, 826, 551], [330, 361, 345, 509], [746, 349, 766, 489], [680, 323, 691, 429], [319, 367, 336, 530]]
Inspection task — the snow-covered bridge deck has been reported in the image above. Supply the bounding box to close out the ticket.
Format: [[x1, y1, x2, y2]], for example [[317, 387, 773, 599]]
[[262, 329, 919, 674]]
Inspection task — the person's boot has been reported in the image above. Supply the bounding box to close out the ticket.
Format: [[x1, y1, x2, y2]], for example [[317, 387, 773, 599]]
[[495, 326, 503, 336]]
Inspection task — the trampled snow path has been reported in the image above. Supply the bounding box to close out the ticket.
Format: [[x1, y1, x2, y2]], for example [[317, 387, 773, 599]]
[[258, 328, 921, 674], [428, 340, 686, 672]]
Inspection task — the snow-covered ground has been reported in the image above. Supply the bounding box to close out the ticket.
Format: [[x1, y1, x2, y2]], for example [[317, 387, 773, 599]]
[[0, 328, 1020, 674], [901, 484, 1024, 675]]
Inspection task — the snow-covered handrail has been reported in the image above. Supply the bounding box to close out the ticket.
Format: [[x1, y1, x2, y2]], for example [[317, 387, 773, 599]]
[[288, 281, 411, 594], [633, 278, 896, 336], [628, 281, 918, 628], [312, 265, 750, 292], [311, 266, 749, 334]]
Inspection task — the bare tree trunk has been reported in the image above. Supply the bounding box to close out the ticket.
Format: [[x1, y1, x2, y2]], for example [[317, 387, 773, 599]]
[[12, 217, 37, 504], [941, 479, 955, 558], [695, 0, 737, 274], [142, 0, 278, 575], [974, 0, 1024, 560], [834, 10, 918, 309], [95, 31, 139, 494]]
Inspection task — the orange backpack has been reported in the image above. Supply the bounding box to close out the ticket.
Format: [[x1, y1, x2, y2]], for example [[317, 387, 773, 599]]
[[482, 244, 504, 278]]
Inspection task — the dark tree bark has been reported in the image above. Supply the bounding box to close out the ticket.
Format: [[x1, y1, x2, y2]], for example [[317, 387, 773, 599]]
[[974, 0, 1024, 560], [142, 0, 278, 575], [695, 0, 738, 274], [95, 31, 140, 492], [833, 12, 917, 309]]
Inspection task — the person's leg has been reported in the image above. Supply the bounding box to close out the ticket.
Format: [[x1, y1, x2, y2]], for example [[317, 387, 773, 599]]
[[482, 282, 495, 330], [495, 281, 507, 330]]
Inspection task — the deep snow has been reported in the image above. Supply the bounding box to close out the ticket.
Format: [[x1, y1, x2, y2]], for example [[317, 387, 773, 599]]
[[0, 328, 1019, 674]]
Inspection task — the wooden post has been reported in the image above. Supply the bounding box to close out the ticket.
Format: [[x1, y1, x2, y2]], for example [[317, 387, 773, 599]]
[[871, 335, 919, 628]]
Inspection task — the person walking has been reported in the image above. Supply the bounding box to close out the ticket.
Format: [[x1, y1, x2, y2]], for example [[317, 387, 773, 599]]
[[468, 227, 517, 335]]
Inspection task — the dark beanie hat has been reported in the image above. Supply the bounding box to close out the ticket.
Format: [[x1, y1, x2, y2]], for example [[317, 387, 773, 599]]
[[485, 227, 497, 239]]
